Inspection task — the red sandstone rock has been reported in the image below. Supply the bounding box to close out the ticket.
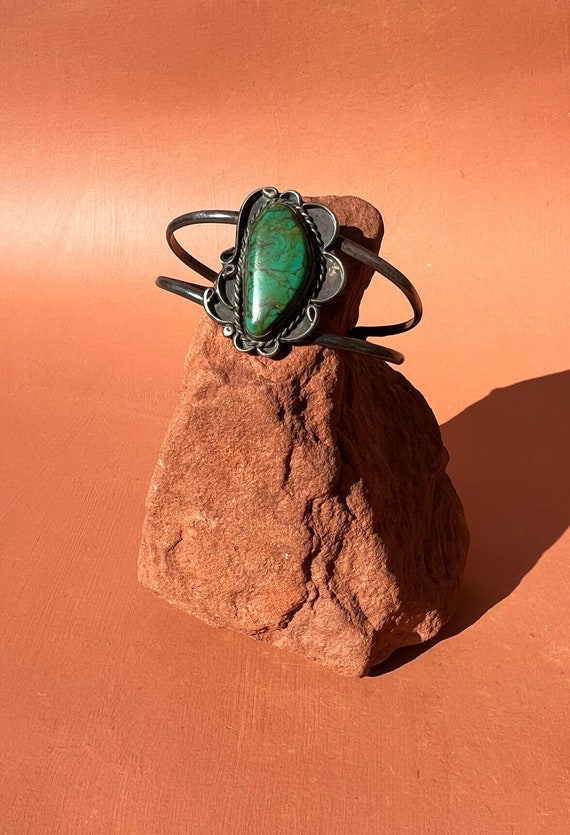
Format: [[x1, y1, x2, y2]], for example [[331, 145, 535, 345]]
[[138, 196, 469, 677]]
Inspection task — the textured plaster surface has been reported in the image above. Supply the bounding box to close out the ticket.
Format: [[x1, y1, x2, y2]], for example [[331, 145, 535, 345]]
[[1, 0, 568, 832]]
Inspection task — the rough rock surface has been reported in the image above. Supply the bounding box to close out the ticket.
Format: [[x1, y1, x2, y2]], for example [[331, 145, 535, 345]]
[[139, 195, 469, 677]]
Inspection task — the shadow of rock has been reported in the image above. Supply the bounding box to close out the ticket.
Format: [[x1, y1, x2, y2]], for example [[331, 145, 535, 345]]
[[373, 370, 570, 675]]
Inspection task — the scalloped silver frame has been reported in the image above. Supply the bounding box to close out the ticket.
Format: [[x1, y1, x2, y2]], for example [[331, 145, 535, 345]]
[[203, 187, 346, 357]]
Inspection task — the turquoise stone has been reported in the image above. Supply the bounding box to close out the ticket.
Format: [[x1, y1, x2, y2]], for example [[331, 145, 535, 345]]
[[243, 203, 312, 337]]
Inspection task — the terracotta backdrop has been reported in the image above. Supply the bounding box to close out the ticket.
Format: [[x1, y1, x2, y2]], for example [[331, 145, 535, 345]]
[[1, 1, 568, 833]]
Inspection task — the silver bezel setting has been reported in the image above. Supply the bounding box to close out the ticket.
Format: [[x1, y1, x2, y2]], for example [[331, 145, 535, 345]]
[[203, 187, 346, 357]]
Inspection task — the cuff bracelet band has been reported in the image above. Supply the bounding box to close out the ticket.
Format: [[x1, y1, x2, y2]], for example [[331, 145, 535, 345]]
[[156, 187, 423, 364]]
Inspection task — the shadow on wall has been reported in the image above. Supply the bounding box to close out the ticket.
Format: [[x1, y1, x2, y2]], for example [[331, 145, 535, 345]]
[[376, 370, 570, 675]]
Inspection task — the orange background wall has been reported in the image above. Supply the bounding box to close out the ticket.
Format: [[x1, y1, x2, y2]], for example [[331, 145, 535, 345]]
[[1, 2, 568, 833]]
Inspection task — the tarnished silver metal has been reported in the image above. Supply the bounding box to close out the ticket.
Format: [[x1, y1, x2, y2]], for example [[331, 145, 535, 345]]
[[156, 187, 423, 364]]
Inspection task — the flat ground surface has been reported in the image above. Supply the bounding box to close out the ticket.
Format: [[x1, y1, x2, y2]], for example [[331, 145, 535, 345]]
[[1, 2, 569, 833]]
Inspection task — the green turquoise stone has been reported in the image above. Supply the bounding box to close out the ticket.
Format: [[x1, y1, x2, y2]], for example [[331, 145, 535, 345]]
[[243, 203, 312, 337]]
